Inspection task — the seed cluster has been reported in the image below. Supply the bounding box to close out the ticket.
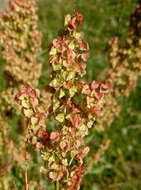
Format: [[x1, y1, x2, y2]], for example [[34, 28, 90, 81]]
[[16, 12, 108, 190]]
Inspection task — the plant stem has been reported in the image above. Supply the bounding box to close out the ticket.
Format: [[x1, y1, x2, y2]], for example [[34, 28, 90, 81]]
[[25, 166, 28, 190], [24, 143, 29, 190], [56, 181, 59, 190]]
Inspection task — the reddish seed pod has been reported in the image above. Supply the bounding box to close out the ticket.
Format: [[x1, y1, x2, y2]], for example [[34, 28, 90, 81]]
[[15, 10, 108, 190]]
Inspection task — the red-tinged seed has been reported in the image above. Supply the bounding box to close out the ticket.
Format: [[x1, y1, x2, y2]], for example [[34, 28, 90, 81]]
[[91, 81, 99, 89]]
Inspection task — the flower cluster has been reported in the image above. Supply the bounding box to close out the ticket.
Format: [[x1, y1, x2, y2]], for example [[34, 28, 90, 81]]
[[16, 12, 108, 190], [0, 0, 42, 87]]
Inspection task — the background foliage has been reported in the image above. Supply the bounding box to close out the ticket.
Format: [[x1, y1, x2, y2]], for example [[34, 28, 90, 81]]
[[0, 0, 141, 189]]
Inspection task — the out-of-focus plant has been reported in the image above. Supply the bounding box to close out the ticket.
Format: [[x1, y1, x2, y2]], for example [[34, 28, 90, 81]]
[[0, 0, 42, 87], [0, 0, 42, 189], [86, 0, 141, 172], [0, 0, 42, 118], [96, 0, 141, 132]]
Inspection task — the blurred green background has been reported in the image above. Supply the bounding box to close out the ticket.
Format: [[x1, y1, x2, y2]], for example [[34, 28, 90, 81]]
[[1, 0, 141, 189]]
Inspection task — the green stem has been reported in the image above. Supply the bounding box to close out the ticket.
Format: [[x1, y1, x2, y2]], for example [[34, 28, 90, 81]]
[[56, 181, 59, 190]]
